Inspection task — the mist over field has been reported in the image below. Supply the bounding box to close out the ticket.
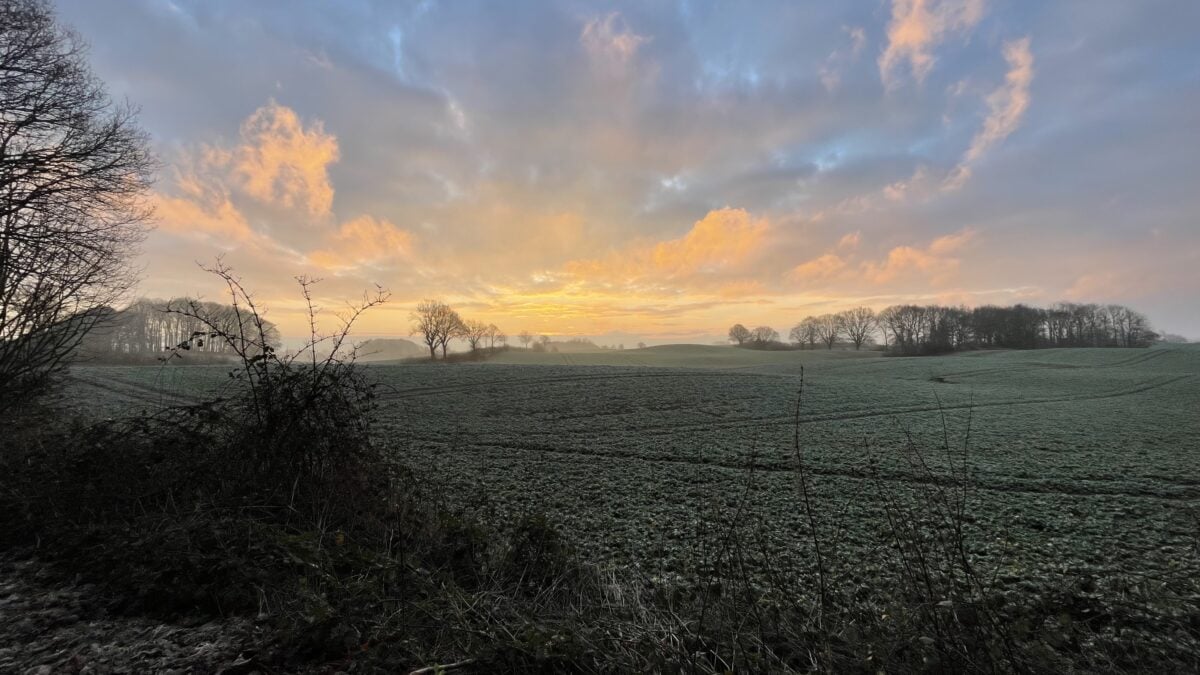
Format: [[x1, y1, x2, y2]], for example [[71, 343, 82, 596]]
[[2, 1, 1199, 672]]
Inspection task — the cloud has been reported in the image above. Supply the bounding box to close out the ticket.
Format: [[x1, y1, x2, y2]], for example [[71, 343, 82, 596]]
[[563, 208, 768, 287], [945, 37, 1033, 189], [152, 191, 255, 245], [820, 25, 867, 91], [879, 0, 986, 88], [789, 253, 848, 282], [307, 215, 415, 272], [581, 13, 649, 72], [862, 229, 976, 285], [231, 101, 340, 215]]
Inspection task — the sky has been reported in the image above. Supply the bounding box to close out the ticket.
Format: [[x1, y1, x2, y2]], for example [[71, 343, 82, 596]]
[[53, 0, 1200, 343]]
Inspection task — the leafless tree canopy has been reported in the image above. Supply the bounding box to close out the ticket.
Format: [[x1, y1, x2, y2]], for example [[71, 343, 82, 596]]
[[0, 0, 154, 407], [837, 307, 877, 350], [876, 302, 1158, 355], [77, 297, 280, 360], [814, 314, 841, 350], [790, 317, 820, 349], [750, 325, 779, 344], [727, 323, 751, 345], [462, 318, 489, 351], [411, 299, 460, 359]]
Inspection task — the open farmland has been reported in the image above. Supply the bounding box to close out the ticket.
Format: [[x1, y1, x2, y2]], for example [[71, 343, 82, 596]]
[[64, 345, 1200, 596]]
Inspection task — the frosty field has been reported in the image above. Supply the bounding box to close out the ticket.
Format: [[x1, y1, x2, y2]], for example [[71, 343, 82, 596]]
[[65, 345, 1200, 596]]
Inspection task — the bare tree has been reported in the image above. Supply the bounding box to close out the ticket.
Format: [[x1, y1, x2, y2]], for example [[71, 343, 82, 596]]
[[815, 314, 840, 349], [538, 334, 550, 347], [411, 299, 459, 360], [439, 310, 464, 358], [837, 307, 876, 350], [751, 325, 779, 344], [788, 323, 804, 346], [462, 319, 489, 351], [728, 323, 751, 345], [486, 323, 499, 348], [798, 317, 820, 349], [518, 330, 532, 349], [0, 0, 155, 409], [496, 331, 507, 347]]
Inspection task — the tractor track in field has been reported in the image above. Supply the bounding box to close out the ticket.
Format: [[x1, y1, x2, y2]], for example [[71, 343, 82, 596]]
[[393, 372, 1200, 501], [406, 437, 1200, 502], [447, 373, 1196, 439], [934, 347, 1175, 380], [375, 369, 763, 400], [65, 373, 200, 408]]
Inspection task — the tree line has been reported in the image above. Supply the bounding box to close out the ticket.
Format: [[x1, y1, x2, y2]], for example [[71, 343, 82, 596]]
[[77, 298, 281, 359], [730, 302, 1160, 355], [411, 299, 507, 359]]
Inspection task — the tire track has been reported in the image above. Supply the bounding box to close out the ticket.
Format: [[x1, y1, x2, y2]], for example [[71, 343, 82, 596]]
[[937, 348, 1174, 380], [376, 369, 756, 400], [407, 437, 1200, 502], [65, 374, 197, 408], [455, 373, 1197, 439]]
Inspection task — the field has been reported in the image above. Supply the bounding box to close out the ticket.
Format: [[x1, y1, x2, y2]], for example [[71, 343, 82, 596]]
[[64, 344, 1200, 601]]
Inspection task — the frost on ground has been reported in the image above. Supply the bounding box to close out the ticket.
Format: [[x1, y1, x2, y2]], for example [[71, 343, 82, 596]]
[[0, 553, 259, 675]]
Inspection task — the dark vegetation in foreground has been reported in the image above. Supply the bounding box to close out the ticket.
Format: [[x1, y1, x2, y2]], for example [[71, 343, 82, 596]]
[[3, 272, 1198, 673]]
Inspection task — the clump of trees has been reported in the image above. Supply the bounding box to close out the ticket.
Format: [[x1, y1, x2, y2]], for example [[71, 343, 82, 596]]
[[875, 303, 1159, 355], [410, 299, 505, 360], [728, 323, 783, 349], [0, 0, 154, 409], [775, 303, 1159, 355], [76, 298, 280, 360], [734, 302, 1160, 356]]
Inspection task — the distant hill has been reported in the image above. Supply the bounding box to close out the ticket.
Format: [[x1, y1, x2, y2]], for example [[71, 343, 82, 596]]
[[354, 338, 426, 361]]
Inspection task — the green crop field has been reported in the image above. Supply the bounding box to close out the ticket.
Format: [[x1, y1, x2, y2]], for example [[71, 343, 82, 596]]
[[64, 344, 1200, 600]]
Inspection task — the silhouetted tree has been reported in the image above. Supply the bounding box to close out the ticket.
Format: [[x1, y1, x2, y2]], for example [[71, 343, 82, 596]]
[[728, 323, 751, 345], [751, 325, 779, 344], [815, 314, 840, 349], [0, 0, 154, 409], [837, 307, 876, 350], [518, 331, 532, 348], [412, 299, 459, 359], [462, 319, 489, 351], [874, 301, 1157, 355], [78, 297, 279, 358], [799, 317, 821, 349]]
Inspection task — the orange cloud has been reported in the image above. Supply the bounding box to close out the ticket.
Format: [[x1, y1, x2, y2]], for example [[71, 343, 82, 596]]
[[308, 215, 415, 271], [879, 0, 986, 88], [649, 208, 767, 275], [562, 208, 768, 290], [232, 101, 339, 215], [789, 253, 848, 282], [862, 229, 975, 285], [152, 192, 255, 244]]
